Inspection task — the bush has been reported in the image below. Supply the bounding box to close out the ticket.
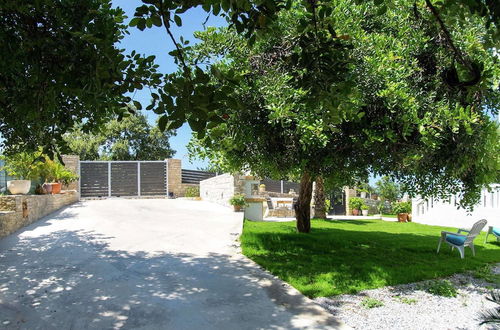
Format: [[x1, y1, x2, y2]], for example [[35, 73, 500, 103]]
[[392, 201, 412, 214], [349, 197, 364, 210], [361, 204, 369, 210], [229, 194, 247, 207], [185, 186, 200, 197], [424, 280, 457, 297], [361, 297, 384, 308], [0, 152, 42, 180]]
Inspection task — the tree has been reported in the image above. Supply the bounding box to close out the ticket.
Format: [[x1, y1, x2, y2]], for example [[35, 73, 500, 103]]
[[313, 176, 327, 219], [179, 1, 499, 233], [375, 176, 401, 203], [0, 0, 162, 158], [64, 112, 176, 160]]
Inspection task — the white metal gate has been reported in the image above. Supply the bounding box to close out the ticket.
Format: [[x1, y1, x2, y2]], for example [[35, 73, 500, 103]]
[[79, 161, 168, 198]]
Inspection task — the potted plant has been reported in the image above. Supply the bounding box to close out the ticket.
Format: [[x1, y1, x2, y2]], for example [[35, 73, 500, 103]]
[[392, 201, 412, 222], [349, 197, 364, 216], [259, 184, 266, 193], [229, 194, 247, 212], [0, 152, 40, 195], [39, 158, 78, 194], [361, 204, 369, 216]]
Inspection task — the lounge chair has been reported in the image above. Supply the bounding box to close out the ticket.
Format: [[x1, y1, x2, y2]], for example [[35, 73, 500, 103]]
[[484, 226, 500, 243], [436, 219, 487, 259]]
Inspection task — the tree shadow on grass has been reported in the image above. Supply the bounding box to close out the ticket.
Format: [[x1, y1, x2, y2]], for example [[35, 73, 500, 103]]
[[241, 223, 500, 298]]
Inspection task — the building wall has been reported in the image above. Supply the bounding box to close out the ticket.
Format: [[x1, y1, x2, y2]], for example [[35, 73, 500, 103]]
[[412, 185, 500, 230], [200, 174, 236, 207], [0, 191, 78, 238]]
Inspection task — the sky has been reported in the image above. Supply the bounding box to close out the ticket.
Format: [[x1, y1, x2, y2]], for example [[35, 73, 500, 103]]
[[112, 1, 227, 170]]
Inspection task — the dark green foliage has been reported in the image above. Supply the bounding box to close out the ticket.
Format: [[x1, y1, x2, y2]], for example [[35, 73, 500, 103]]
[[0, 0, 162, 157], [480, 291, 500, 326]]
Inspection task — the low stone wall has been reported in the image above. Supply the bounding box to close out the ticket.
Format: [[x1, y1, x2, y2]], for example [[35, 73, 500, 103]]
[[0, 191, 78, 238], [200, 174, 236, 207]]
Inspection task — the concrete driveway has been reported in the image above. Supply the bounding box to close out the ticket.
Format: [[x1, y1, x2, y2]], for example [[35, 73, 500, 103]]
[[0, 199, 345, 329]]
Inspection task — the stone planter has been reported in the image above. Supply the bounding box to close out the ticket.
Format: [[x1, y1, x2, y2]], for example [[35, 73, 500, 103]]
[[7, 180, 31, 195], [360, 192, 367, 198], [362, 209, 369, 216]]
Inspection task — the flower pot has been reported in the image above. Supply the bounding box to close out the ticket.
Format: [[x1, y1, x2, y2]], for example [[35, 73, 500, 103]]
[[360, 192, 367, 198], [352, 209, 359, 216], [258, 185, 266, 193], [407, 214, 412, 222], [42, 183, 53, 194], [7, 180, 31, 195], [397, 213, 409, 222], [50, 182, 62, 194], [233, 205, 242, 212], [362, 209, 369, 216]]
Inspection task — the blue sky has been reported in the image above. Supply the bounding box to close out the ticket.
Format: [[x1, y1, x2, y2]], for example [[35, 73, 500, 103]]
[[113, 1, 226, 169]]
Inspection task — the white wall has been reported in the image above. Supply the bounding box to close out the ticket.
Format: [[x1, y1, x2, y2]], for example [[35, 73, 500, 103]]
[[412, 184, 500, 230], [200, 173, 236, 207]]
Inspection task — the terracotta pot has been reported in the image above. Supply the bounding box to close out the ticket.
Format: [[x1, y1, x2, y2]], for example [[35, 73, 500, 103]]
[[352, 209, 359, 216], [7, 180, 31, 195], [50, 182, 62, 194], [42, 183, 53, 194], [233, 205, 242, 212], [397, 213, 409, 222], [407, 214, 412, 222]]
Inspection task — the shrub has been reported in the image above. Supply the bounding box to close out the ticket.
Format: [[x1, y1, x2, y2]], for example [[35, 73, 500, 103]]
[[361, 204, 369, 210], [425, 280, 457, 297], [349, 197, 364, 210], [0, 152, 42, 180], [185, 186, 200, 197], [361, 297, 384, 308], [229, 194, 247, 207], [392, 201, 412, 214]]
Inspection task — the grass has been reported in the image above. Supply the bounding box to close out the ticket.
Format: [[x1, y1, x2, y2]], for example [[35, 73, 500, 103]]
[[361, 297, 384, 308], [241, 219, 500, 298], [381, 214, 397, 218], [423, 280, 458, 297]]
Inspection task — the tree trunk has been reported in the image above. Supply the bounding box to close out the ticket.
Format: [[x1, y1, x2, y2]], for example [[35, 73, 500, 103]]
[[295, 172, 313, 233], [313, 176, 326, 219]]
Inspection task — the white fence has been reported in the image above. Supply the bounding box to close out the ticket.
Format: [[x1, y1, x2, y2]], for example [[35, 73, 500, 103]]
[[412, 184, 500, 229]]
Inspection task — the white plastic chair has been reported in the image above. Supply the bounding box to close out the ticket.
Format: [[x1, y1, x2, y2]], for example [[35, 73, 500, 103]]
[[436, 219, 487, 259], [484, 226, 500, 243]]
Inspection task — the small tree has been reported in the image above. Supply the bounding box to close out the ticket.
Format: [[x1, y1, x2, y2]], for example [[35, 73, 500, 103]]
[[375, 176, 401, 203]]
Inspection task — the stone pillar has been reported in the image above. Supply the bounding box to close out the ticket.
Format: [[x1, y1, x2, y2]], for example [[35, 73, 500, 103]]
[[345, 186, 357, 215], [61, 155, 80, 191], [166, 158, 182, 197]]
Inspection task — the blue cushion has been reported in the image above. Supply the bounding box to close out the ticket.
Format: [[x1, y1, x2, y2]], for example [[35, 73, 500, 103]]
[[493, 227, 500, 237], [445, 234, 467, 246]]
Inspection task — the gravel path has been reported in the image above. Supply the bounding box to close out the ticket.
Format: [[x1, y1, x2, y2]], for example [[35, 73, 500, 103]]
[[315, 264, 500, 330]]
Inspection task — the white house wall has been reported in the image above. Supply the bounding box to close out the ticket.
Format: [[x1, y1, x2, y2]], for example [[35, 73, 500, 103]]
[[412, 184, 500, 229]]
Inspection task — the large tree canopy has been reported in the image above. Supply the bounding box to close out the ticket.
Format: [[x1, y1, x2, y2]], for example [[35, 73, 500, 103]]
[[0, 0, 162, 158], [177, 0, 499, 232], [64, 112, 176, 161]]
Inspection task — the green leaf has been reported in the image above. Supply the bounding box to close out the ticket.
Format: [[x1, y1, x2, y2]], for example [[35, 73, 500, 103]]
[[174, 15, 182, 27], [133, 101, 142, 110], [158, 115, 168, 131]]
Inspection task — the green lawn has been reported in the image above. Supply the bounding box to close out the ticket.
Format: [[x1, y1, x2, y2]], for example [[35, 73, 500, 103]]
[[381, 214, 397, 218], [241, 219, 500, 298]]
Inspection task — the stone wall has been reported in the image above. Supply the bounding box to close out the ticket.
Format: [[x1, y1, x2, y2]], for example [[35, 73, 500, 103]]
[[200, 174, 237, 207], [166, 158, 182, 197], [61, 155, 80, 191], [0, 191, 78, 238]]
